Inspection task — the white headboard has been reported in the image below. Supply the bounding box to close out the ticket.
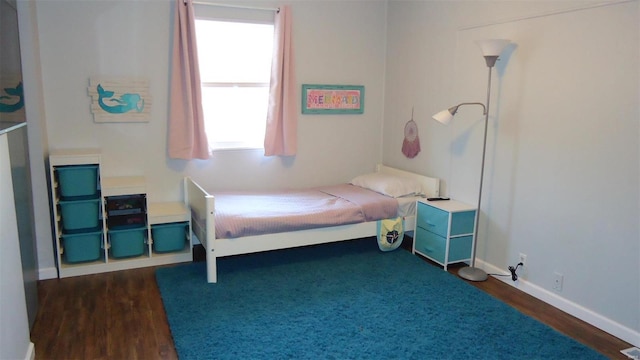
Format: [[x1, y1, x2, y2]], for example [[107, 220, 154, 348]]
[[375, 164, 440, 198]]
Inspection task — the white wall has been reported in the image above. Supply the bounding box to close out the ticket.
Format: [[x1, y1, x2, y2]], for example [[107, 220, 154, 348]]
[[384, 0, 639, 346], [35, 0, 387, 204]]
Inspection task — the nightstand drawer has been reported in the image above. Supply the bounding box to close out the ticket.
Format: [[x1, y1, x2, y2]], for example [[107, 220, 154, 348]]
[[414, 227, 446, 263], [416, 203, 448, 237], [415, 227, 473, 264]]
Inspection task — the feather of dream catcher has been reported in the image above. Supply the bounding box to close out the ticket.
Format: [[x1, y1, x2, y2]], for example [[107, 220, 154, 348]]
[[402, 108, 421, 158]]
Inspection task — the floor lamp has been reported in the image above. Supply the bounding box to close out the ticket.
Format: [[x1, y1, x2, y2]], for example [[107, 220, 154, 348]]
[[432, 39, 511, 282]]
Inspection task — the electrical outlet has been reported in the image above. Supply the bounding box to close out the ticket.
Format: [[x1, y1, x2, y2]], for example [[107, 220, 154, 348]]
[[553, 272, 564, 292], [519, 253, 527, 267]]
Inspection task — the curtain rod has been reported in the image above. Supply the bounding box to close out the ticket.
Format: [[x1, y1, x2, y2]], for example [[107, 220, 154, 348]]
[[188, 0, 279, 12]]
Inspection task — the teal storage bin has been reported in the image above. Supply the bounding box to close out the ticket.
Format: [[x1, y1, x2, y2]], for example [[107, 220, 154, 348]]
[[56, 164, 99, 198], [59, 196, 101, 231], [152, 222, 188, 253], [109, 227, 146, 258], [62, 229, 102, 263]]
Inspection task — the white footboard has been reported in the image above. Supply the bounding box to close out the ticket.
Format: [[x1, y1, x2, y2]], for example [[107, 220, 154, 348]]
[[184, 177, 217, 283]]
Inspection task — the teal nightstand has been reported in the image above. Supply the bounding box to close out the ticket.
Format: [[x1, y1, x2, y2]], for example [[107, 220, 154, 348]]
[[413, 199, 476, 270]]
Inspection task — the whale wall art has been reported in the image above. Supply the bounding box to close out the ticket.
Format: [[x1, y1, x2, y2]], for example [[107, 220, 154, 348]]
[[88, 78, 151, 123]]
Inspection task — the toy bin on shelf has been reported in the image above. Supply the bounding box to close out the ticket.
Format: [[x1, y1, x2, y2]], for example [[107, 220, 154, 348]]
[[107, 214, 146, 229], [58, 196, 101, 231], [109, 227, 146, 258], [56, 164, 99, 198], [152, 222, 188, 253], [62, 229, 103, 263]]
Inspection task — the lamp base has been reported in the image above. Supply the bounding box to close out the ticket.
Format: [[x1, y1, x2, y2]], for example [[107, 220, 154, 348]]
[[458, 266, 488, 282]]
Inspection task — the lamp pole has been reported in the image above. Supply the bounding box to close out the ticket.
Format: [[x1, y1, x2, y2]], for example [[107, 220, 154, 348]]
[[432, 39, 510, 281], [458, 57, 497, 282], [476, 63, 495, 257]]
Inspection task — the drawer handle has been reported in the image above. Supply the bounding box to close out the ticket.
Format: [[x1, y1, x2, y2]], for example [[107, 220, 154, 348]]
[[426, 221, 435, 227]]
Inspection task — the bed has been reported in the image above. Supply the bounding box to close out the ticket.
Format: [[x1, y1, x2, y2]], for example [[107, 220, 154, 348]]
[[184, 164, 440, 283]]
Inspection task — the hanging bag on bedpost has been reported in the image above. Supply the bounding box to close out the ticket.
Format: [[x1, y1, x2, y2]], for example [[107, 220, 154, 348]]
[[376, 217, 404, 252]]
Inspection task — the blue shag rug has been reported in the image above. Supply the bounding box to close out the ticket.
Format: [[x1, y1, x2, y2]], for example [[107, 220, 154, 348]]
[[156, 238, 604, 360]]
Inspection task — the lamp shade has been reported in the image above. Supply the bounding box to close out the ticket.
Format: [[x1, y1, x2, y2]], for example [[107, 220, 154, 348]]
[[432, 108, 454, 125], [476, 39, 510, 57]]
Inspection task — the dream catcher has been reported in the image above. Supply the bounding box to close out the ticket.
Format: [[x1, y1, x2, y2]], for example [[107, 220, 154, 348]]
[[402, 108, 421, 158]]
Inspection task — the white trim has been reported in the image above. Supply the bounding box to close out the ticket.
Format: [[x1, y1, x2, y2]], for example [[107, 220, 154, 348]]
[[191, 1, 278, 12], [24, 342, 35, 360], [57, 252, 192, 279], [478, 259, 640, 348], [459, 0, 635, 31], [38, 267, 58, 280]]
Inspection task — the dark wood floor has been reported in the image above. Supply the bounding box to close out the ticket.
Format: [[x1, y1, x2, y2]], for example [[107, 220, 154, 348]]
[[31, 243, 632, 360]]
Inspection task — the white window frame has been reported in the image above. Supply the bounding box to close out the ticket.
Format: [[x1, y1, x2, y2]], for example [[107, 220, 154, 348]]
[[194, 7, 275, 151]]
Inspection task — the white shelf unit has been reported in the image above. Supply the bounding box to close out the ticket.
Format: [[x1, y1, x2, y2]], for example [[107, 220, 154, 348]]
[[49, 149, 192, 278]]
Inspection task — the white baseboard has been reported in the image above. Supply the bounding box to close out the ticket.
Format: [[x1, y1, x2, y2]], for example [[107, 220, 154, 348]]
[[38, 267, 58, 280], [477, 259, 640, 348], [25, 342, 35, 360]]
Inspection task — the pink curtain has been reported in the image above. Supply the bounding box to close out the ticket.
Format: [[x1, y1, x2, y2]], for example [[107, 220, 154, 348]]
[[264, 5, 297, 156], [168, 0, 209, 160]]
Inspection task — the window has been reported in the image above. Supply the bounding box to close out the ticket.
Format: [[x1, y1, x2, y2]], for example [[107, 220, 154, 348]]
[[195, 19, 274, 151]]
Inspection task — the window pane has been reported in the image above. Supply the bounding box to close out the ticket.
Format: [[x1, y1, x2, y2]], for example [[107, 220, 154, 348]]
[[201, 86, 269, 149], [195, 20, 274, 83], [194, 18, 274, 151]]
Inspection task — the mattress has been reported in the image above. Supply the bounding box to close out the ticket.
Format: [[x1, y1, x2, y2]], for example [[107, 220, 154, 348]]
[[396, 195, 424, 218], [213, 184, 400, 239]]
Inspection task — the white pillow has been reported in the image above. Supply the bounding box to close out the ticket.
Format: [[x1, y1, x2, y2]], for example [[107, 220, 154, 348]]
[[350, 172, 424, 198]]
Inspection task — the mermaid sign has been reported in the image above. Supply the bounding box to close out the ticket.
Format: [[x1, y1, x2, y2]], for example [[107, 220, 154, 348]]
[[0, 82, 24, 113], [88, 78, 151, 122], [97, 84, 144, 114], [0, 80, 26, 123]]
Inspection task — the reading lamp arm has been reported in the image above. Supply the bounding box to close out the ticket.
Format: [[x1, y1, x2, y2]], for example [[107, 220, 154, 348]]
[[449, 102, 487, 116]]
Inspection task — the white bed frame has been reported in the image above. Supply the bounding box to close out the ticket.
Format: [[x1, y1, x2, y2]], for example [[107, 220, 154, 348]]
[[184, 165, 440, 283]]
